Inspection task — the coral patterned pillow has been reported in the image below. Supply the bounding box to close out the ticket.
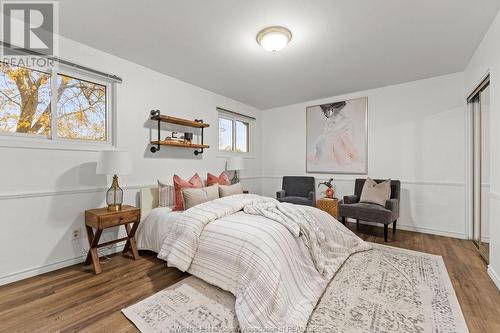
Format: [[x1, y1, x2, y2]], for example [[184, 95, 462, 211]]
[[207, 172, 231, 186], [173, 173, 203, 210]]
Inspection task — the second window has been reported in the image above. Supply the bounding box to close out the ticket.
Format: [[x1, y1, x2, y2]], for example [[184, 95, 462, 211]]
[[218, 109, 249, 153]]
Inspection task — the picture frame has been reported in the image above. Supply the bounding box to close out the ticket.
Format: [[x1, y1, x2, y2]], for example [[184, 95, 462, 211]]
[[306, 97, 368, 174]]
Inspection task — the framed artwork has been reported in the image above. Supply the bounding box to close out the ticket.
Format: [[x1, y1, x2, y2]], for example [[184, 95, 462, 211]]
[[306, 97, 368, 174]]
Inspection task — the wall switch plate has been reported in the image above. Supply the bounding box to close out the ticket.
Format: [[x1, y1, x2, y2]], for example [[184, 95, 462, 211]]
[[72, 228, 81, 240]]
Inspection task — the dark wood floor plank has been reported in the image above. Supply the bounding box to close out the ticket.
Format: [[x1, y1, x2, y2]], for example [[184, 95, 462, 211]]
[[0, 223, 498, 332]]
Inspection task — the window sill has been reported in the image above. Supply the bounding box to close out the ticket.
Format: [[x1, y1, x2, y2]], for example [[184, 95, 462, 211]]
[[216, 151, 255, 159], [0, 137, 114, 152]]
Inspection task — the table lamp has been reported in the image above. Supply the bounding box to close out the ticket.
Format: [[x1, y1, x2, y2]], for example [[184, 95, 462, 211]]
[[227, 156, 244, 184], [96, 150, 132, 211]]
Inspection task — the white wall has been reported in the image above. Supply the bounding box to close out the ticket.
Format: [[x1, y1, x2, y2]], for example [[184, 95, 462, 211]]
[[261, 73, 466, 238], [465, 10, 500, 290], [0, 36, 263, 285]]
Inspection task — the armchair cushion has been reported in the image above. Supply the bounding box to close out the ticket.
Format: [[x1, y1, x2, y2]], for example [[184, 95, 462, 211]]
[[339, 202, 393, 224], [282, 176, 315, 198], [279, 196, 314, 206]]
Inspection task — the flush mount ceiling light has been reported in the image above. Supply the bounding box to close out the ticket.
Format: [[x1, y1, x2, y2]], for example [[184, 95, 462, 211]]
[[256, 26, 292, 52]]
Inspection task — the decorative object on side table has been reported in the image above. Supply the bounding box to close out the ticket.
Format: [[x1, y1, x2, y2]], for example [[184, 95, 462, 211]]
[[84, 205, 141, 274], [318, 178, 335, 198], [96, 150, 132, 211], [227, 156, 244, 184], [317, 197, 339, 220]]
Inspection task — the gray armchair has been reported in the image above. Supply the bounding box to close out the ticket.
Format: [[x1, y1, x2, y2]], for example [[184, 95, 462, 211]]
[[339, 179, 401, 242], [276, 176, 316, 206]]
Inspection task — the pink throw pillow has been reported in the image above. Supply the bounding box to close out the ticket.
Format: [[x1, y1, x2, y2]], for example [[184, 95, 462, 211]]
[[173, 173, 203, 210], [207, 172, 231, 186]]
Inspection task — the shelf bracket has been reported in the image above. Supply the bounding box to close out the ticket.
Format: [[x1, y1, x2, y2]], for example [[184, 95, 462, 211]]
[[194, 119, 204, 155], [150, 109, 161, 153]]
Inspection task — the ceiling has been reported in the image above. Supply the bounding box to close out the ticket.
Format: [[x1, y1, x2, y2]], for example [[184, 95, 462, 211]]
[[59, 0, 500, 109]]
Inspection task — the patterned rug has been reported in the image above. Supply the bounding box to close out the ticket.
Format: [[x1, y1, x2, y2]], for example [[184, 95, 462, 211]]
[[122, 244, 469, 333]]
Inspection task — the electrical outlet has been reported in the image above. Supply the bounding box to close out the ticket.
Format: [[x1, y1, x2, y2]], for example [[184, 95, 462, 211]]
[[72, 228, 81, 240]]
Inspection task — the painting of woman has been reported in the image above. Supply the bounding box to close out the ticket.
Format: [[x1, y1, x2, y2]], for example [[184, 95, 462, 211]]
[[306, 97, 367, 173]]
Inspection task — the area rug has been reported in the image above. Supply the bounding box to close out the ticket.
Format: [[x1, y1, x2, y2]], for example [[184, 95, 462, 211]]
[[122, 277, 238, 332], [122, 243, 469, 333]]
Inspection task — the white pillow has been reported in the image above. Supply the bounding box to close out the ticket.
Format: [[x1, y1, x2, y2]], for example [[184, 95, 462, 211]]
[[218, 183, 243, 197], [182, 185, 219, 210], [359, 177, 391, 206], [158, 180, 175, 208]]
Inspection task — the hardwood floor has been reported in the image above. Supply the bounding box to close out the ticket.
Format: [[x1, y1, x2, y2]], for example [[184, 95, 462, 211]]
[[0, 223, 499, 332]]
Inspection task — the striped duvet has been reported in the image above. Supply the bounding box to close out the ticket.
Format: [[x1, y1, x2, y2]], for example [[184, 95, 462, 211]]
[[156, 194, 370, 331]]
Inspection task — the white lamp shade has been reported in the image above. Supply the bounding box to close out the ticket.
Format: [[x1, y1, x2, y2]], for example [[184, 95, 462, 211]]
[[227, 156, 244, 171], [96, 150, 132, 175]]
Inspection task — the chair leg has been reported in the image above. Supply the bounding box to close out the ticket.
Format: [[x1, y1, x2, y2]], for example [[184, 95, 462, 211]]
[[384, 224, 388, 242], [393, 220, 397, 235], [341, 216, 346, 225], [356, 219, 359, 229]]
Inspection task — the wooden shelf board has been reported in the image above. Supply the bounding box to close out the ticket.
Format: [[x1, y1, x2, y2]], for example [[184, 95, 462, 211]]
[[150, 115, 209, 128], [151, 140, 210, 149]]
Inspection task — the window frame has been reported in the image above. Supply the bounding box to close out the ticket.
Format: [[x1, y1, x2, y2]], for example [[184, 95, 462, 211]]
[[234, 119, 249, 153], [218, 116, 234, 152], [217, 108, 252, 157], [0, 62, 115, 151]]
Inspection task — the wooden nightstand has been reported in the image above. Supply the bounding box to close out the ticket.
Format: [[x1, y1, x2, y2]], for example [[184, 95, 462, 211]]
[[316, 197, 339, 220], [84, 205, 141, 274]]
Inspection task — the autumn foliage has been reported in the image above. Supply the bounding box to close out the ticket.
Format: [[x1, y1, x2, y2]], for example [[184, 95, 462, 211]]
[[0, 62, 106, 141]]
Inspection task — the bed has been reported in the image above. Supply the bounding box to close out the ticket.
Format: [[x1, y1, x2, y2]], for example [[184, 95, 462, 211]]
[[136, 187, 370, 331]]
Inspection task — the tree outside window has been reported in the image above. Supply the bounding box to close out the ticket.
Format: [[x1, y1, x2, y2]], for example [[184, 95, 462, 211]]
[[0, 62, 107, 142]]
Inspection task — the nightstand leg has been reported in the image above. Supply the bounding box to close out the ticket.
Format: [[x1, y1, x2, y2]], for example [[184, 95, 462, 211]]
[[84, 226, 94, 265], [90, 248, 102, 274], [123, 222, 140, 260], [85, 227, 102, 274]]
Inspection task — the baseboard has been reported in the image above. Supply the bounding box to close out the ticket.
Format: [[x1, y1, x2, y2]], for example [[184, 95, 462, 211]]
[[487, 266, 500, 290], [396, 224, 467, 239], [0, 242, 125, 286], [348, 220, 467, 239]]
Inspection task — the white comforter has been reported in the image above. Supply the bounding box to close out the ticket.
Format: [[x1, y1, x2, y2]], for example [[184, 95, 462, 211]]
[[140, 194, 370, 331]]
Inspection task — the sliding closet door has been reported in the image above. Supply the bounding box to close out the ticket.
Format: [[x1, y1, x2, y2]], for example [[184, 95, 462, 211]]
[[479, 86, 490, 261], [472, 95, 481, 251], [470, 81, 490, 263]]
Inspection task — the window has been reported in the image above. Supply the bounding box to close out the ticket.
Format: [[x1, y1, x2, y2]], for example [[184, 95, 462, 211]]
[[0, 63, 51, 136], [0, 62, 112, 147], [235, 120, 248, 152], [218, 117, 233, 151], [56, 74, 106, 141], [218, 108, 250, 153]]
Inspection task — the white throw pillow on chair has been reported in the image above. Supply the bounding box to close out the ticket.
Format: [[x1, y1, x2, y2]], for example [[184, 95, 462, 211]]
[[359, 177, 391, 206]]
